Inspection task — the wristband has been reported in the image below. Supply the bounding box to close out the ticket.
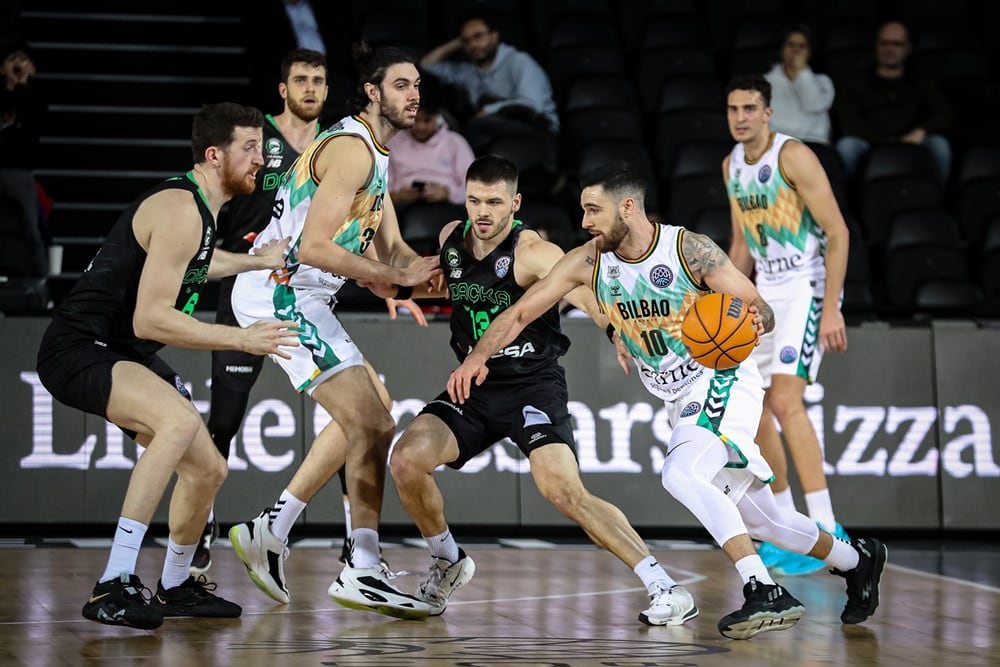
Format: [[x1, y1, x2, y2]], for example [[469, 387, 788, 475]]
[[394, 284, 413, 300], [605, 323, 616, 343]]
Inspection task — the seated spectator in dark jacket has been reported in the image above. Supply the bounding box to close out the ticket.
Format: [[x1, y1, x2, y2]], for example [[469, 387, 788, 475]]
[[834, 21, 952, 184], [421, 13, 558, 163]]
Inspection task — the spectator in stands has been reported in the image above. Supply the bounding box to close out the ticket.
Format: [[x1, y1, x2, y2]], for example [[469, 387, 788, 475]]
[[387, 83, 475, 212], [764, 25, 835, 144], [0, 37, 47, 277], [421, 13, 558, 161], [834, 21, 953, 184]]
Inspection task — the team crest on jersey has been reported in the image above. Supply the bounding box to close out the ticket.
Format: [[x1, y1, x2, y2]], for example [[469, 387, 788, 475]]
[[606, 264, 620, 279], [649, 264, 674, 288], [758, 165, 772, 183], [265, 138, 283, 156], [680, 401, 701, 418], [494, 255, 511, 278], [780, 346, 798, 363], [445, 247, 462, 268]]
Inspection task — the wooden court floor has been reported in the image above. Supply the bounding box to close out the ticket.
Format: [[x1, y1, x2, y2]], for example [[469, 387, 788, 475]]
[[1, 539, 997, 666]]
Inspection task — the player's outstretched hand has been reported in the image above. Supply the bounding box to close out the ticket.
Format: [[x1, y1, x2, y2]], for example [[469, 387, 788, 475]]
[[386, 298, 428, 326], [398, 255, 443, 287], [447, 358, 489, 404], [242, 321, 299, 358], [251, 236, 292, 270]]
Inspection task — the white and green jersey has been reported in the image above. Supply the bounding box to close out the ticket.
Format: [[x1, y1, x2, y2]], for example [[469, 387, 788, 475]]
[[253, 114, 390, 294], [593, 223, 711, 400], [727, 132, 826, 286]]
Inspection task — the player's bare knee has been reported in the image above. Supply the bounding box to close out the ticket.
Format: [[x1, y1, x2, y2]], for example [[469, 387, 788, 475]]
[[540, 480, 586, 518], [767, 390, 807, 422]]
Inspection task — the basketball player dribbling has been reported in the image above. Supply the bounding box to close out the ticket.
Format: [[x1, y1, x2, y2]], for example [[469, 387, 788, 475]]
[[447, 161, 887, 640]]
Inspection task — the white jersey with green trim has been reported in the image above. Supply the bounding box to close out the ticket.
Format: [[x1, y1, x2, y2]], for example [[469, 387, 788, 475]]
[[251, 114, 390, 294], [592, 223, 711, 401], [727, 132, 826, 286]]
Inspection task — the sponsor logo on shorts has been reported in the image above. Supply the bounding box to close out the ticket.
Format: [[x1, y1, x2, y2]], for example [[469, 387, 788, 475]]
[[758, 165, 772, 183], [780, 346, 798, 363], [680, 401, 701, 418], [529, 432, 545, 443], [648, 264, 673, 288], [428, 399, 463, 416], [225, 365, 256, 374], [494, 255, 511, 278]]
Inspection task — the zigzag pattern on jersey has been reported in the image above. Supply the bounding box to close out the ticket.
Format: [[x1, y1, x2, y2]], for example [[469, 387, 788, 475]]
[[798, 296, 823, 378], [614, 286, 699, 367], [697, 369, 737, 434], [272, 284, 339, 370], [732, 186, 820, 256]]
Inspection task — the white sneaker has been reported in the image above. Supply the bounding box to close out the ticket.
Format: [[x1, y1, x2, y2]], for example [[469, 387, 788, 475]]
[[229, 509, 290, 604], [418, 548, 476, 616], [639, 583, 699, 626], [328, 563, 432, 620]]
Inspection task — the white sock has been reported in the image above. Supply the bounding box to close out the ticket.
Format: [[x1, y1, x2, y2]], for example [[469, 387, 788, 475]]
[[100, 517, 147, 583], [342, 495, 352, 537], [735, 554, 775, 586], [350, 528, 381, 568], [425, 527, 460, 564], [825, 536, 860, 572], [161, 538, 197, 589], [805, 489, 837, 532], [633, 555, 677, 592], [269, 489, 306, 543], [773, 487, 796, 516]]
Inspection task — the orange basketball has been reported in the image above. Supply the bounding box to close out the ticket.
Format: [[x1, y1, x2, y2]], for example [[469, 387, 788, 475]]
[[681, 292, 758, 370]]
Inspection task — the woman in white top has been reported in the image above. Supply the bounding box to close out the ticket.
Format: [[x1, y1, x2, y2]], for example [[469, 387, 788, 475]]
[[763, 26, 835, 144]]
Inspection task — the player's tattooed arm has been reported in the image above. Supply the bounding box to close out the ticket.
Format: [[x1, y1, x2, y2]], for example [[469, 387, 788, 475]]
[[681, 231, 729, 284]]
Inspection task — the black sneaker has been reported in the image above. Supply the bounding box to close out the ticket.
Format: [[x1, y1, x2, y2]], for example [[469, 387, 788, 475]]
[[82, 573, 163, 630], [717, 576, 805, 640], [832, 536, 887, 624], [151, 575, 242, 618], [190, 519, 220, 576]]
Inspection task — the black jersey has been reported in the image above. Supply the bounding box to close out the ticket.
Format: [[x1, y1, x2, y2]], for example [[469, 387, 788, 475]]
[[443, 220, 569, 378], [54, 173, 216, 358], [217, 115, 313, 253]]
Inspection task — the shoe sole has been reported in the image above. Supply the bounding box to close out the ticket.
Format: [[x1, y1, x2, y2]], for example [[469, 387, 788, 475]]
[[639, 603, 700, 626], [229, 525, 290, 604], [189, 559, 212, 577], [842, 541, 888, 624], [82, 606, 163, 630], [328, 586, 431, 620], [719, 606, 805, 640]]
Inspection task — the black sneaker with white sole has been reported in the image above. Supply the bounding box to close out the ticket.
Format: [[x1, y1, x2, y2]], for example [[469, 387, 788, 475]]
[[82, 573, 163, 630], [718, 576, 805, 640]]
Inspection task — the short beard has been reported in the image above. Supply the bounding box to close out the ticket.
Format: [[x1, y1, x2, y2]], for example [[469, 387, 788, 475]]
[[287, 96, 321, 122], [596, 214, 629, 252], [381, 100, 414, 130], [221, 163, 255, 196]]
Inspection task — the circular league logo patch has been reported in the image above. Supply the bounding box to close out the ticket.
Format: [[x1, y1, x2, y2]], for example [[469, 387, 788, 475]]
[[758, 165, 772, 183], [494, 255, 511, 278], [648, 264, 674, 288], [780, 346, 798, 363]]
